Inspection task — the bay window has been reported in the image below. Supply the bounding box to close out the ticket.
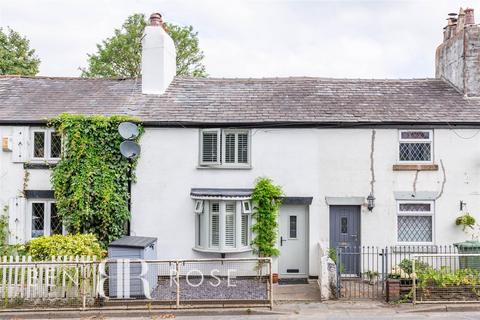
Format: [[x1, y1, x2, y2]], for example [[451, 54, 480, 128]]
[[194, 199, 252, 253]]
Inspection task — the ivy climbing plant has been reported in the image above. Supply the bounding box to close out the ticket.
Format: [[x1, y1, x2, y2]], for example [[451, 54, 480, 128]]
[[49, 114, 143, 247], [251, 177, 283, 257]]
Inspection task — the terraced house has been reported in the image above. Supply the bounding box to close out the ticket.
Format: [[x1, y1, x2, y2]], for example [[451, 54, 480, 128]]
[[1, 9, 480, 281]]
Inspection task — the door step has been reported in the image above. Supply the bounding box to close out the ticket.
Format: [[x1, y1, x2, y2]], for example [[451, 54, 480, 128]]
[[278, 278, 308, 285]]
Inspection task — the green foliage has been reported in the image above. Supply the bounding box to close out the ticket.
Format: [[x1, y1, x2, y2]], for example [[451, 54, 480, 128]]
[[25, 234, 105, 260], [0, 27, 40, 75], [49, 114, 143, 247], [327, 247, 346, 274], [80, 13, 207, 78], [388, 258, 430, 279], [417, 266, 480, 288], [0, 208, 10, 255], [251, 177, 283, 257], [399, 258, 429, 274], [456, 213, 476, 231], [327, 248, 337, 263]]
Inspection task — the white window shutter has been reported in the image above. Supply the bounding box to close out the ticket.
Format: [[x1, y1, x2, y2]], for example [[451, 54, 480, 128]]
[[8, 197, 26, 244], [11, 127, 29, 163], [225, 202, 236, 248], [200, 129, 221, 165]]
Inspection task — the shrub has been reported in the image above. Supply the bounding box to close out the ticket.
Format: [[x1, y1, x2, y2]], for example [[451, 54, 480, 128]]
[[251, 177, 283, 257], [25, 234, 105, 260], [456, 213, 476, 231]]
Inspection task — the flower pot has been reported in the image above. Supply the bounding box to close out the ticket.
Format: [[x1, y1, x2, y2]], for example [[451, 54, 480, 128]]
[[272, 273, 279, 284]]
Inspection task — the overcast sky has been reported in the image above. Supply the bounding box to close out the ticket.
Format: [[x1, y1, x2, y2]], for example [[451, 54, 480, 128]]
[[0, 0, 477, 78]]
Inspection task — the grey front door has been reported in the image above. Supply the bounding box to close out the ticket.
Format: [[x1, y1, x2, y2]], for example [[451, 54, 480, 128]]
[[329, 205, 361, 275]]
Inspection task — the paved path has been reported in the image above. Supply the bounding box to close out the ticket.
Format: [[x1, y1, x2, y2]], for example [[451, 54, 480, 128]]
[[5, 301, 480, 319]]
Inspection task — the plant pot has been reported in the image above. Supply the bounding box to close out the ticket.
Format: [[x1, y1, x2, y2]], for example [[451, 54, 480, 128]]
[[272, 273, 279, 284]]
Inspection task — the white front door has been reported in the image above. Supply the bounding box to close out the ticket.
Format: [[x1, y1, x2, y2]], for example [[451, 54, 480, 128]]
[[278, 205, 308, 278]]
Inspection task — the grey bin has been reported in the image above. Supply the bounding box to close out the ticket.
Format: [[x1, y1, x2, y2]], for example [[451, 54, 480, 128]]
[[454, 240, 480, 270], [108, 236, 157, 298]]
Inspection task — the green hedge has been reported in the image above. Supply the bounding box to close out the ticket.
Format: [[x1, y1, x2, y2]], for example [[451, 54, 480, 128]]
[[25, 234, 105, 260]]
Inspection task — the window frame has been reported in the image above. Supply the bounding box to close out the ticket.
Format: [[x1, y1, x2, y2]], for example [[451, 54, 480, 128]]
[[398, 129, 433, 164], [242, 200, 252, 214], [199, 129, 221, 166], [31, 128, 62, 162], [396, 200, 434, 245], [199, 129, 251, 168], [194, 199, 252, 253], [288, 215, 298, 240], [26, 199, 65, 240], [221, 129, 250, 167]]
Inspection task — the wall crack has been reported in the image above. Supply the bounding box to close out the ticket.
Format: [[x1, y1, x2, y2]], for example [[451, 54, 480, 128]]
[[436, 159, 447, 200]]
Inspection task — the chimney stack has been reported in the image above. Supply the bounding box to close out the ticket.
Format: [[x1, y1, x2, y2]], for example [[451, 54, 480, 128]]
[[141, 12, 176, 94], [465, 8, 475, 25], [436, 7, 480, 97]]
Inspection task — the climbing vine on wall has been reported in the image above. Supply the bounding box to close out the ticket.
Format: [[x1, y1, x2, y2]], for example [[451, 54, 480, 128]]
[[49, 114, 143, 247], [251, 177, 283, 257]]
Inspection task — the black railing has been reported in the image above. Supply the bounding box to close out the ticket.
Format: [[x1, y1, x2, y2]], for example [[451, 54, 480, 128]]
[[335, 245, 459, 299]]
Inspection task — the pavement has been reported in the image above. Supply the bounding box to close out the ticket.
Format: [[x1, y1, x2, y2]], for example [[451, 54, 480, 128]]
[[3, 301, 480, 319], [3, 282, 480, 319]]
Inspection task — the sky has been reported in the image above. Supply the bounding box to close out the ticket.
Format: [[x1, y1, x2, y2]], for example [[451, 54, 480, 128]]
[[0, 0, 478, 78]]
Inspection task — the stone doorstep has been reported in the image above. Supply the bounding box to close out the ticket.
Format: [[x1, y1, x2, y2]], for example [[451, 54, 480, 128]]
[[273, 283, 322, 302]]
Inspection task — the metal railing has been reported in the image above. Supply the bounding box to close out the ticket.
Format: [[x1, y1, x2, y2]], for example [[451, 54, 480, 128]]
[[335, 245, 458, 300], [0, 257, 272, 310], [412, 253, 480, 304]]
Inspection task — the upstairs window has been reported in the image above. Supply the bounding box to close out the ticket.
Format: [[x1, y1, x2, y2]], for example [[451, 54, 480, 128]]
[[200, 129, 250, 167], [398, 130, 433, 163], [31, 129, 62, 161]]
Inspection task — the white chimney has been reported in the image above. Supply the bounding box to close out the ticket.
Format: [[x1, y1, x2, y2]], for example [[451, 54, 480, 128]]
[[141, 13, 176, 94]]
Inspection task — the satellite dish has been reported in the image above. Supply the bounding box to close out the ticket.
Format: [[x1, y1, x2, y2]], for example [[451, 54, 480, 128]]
[[118, 122, 139, 140], [120, 141, 141, 159]]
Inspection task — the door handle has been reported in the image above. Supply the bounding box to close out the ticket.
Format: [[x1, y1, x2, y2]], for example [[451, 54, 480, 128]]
[[280, 236, 287, 246]]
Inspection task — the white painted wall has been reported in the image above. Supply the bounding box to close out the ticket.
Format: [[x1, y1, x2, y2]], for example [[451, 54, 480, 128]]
[[1, 125, 479, 276], [131, 127, 480, 276]]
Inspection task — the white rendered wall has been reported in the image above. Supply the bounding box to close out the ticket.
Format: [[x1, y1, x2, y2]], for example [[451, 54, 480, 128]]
[[1, 125, 479, 276], [131, 127, 480, 276]]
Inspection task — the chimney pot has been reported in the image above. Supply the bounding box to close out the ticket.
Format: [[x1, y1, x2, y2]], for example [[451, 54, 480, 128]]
[[465, 8, 475, 25], [149, 13, 163, 26]]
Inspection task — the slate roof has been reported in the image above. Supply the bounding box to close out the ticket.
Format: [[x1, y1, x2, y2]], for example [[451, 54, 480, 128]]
[[1, 75, 480, 126]]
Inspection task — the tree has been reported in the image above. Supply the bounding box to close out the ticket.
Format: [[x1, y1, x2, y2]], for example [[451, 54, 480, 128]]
[[0, 27, 40, 76], [81, 13, 207, 78]]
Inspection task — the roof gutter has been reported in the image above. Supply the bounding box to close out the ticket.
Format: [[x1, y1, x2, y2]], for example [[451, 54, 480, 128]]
[[2, 119, 480, 129]]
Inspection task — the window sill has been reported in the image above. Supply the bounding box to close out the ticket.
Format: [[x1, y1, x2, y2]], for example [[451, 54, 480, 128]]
[[392, 164, 438, 171], [192, 247, 253, 254], [197, 165, 252, 170], [24, 162, 58, 170]]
